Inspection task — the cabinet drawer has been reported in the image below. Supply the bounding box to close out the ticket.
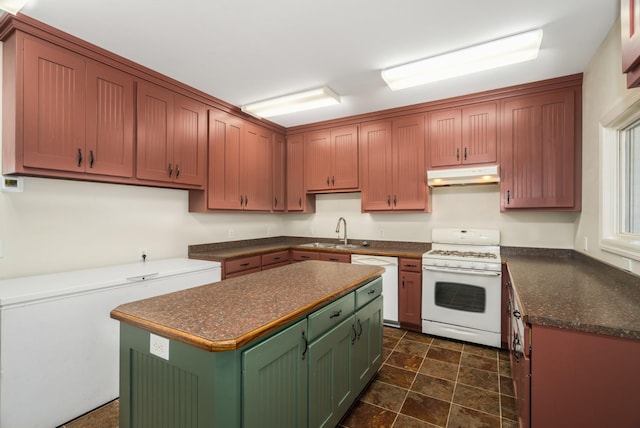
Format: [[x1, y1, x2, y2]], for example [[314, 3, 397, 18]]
[[290, 250, 320, 262], [319, 252, 351, 263], [355, 277, 383, 310], [399, 258, 422, 272], [261, 250, 289, 267], [308, 293, 355, 341], [225, 255, 261, 275]]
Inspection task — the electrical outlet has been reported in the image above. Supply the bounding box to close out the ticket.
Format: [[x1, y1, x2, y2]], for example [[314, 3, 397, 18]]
[[228, 228, 234, 238], [139, 248, 148, 262], [623, 257, 632, 271], [267, 226, 272, 236], [379, 229, 385, 238], [583, 236, 588, 251], [149, 333, 169, 360], [311, 226, 315, 235]]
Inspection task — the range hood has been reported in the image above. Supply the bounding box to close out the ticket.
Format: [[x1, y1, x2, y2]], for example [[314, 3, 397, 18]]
[[427, 165, 500, 187]]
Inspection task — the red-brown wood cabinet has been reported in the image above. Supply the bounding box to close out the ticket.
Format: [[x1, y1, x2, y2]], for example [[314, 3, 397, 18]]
[[304, 126, 359, 192], [272, 133, 286, 212], [286, 134, 315, 212], [500, 87, 580, 211], [428, 102, 497, 168], [360, 115, 428, 211], [398, 257, 422, 331], [6, 33, 135, 179], [621, 0, 640, 88], [136, 81, 207, 186], [202, 109, 272, 211]]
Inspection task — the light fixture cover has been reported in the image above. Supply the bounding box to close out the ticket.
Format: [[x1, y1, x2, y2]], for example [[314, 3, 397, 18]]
[[382, 29, 543, 90], [242, 87, 340, 118], [0, 0, 28, 15]]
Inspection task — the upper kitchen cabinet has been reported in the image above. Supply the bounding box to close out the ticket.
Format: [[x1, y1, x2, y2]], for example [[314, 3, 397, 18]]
[[3, 33, 135, 179], [304, 126, 359, 192], [360, 115, 429, 212], [427, 102, 497, 168], [194, 109, 273, 212], [272, 133, 286, 212], [286, 134, 315, 213], [500, 86, 581, 211], [136, 81, 207, 187], [621, 0, 640, 88]]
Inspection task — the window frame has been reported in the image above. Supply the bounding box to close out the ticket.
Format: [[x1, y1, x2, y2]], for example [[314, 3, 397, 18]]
[[601, 98, 640, 261]]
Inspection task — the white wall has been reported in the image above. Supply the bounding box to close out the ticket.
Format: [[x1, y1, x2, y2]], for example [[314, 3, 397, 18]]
[[574, 18, 640, 275]]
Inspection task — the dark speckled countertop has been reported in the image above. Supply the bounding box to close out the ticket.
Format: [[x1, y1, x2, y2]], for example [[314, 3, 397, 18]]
[[111, 261, 384, 352], [502, 249, 640, 340], [188, 236, 430, 260]]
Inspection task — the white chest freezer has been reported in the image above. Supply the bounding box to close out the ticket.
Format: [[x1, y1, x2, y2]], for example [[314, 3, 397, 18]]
[[0, 258, 221, 428]]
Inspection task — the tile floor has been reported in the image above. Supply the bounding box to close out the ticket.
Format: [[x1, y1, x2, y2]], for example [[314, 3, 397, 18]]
[[61, 327, 519, 428]]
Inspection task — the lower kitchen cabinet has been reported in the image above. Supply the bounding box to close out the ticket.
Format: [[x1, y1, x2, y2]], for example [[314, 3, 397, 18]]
[[352, 295, 383, 392], [222, 255, 261, 279], [398, 258, 422, 331], [242, 319, 308, 428]]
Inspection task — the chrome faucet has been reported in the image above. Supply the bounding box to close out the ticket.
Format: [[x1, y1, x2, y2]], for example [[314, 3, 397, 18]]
[[335, 217, 347, 245]]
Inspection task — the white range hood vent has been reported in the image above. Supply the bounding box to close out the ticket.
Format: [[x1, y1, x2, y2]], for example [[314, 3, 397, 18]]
[[427, 165, 500, 187]]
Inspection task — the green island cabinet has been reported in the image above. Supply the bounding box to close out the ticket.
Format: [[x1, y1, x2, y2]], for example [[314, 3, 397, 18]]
[[114, 267, 383, 428]]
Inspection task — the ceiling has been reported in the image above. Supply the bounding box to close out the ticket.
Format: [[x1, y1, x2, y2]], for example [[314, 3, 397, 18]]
[[17, 0, 619, 128]]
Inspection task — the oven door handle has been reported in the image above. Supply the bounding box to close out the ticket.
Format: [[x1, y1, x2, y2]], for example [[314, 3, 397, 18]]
[[422, 266, 501, 276]]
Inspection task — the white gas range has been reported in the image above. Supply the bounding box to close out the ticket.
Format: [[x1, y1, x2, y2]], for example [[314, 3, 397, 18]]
[[422, 228, 502, 347]]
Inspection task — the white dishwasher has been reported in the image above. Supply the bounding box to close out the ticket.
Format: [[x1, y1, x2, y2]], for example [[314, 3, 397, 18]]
[[351, 254, 399, 327]]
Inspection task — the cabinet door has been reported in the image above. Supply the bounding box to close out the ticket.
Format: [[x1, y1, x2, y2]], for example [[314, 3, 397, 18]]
[[305, 130, 332, 191], [242, 319, 308, 428], [272, 133, 286, 211], [461, 102, 497, 165], [290, 250, 320, 262], [398, 270, 422, 330], [287, 134, 308, 211], [331, 125, 359, 190], [428, 109, 461, 168], [85, 61, 134, 178], [208, 110, 243, 210], [136, 81, 174, 183], [353, 296, 383, 393], [243, 123, 273, 211], [308, 316, 355, 428], [319, 252, 351, 263], [23, 36, 86, 172], [360, 121, 393, 211], [393, 115, 427, 210], [622, 0, 640, 87], [501, 89, 576, 210], [172, 95, 207, 186]]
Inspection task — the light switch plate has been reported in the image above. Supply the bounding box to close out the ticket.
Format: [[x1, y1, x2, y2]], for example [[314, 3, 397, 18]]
[[150, 333, 169, 360]]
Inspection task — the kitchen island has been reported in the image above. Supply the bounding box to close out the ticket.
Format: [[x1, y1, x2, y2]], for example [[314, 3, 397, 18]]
[[111, 260, 385, 428]]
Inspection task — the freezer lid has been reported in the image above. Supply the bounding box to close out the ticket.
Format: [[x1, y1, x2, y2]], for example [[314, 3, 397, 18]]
[[0, 258, 221, 307]]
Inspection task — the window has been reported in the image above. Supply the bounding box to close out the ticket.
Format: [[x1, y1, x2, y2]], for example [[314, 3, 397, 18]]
[[601, 100, 640, 261]]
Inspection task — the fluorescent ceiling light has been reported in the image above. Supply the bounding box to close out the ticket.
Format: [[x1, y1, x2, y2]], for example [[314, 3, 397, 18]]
[[242, 87, 340, 118], [381, 29, 543, 90], [0, 0, 29, 15]]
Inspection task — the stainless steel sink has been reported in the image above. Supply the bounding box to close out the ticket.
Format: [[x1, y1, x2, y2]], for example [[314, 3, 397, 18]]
[[300, 242, 337, 248], [335, 244, 360, 249]]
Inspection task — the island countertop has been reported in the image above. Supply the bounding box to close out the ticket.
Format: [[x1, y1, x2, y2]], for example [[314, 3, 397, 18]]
[[110, 260, 384, 352]]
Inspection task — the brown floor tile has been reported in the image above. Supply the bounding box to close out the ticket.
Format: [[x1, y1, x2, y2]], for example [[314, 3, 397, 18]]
[[384, 326, 406, 338], [394, 413, 441, 427], [340, 400, 398, 428], [420, 357, 459, 381], [457, 366, 499, 393], [498, 350, 510, 361], [462, 343, 498, 359], [426, 346, 462, 364], [62, 400, 119, 428], [360, 379, 408, 412], [498, 359, 512, 378], [432, 338, 464, 351], [401, 391, 450, 427], [452, 383, 500, 416], [446, 404, 500, 428], [501, 417, 520, 428], [377, 364, 417, 389], [500, 394, 518, 421], [499, 375, 515, 397], [384, 335, 402, 349], [386, 350, 425, 372], [395, 338, 431, 357], [404, 331, 434, 344], [460, 353, 497, 372], [410, 373, 455, 401]]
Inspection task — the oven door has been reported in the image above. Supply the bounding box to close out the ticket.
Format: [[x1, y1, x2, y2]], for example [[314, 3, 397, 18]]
[[421, 267, 501, 333]]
